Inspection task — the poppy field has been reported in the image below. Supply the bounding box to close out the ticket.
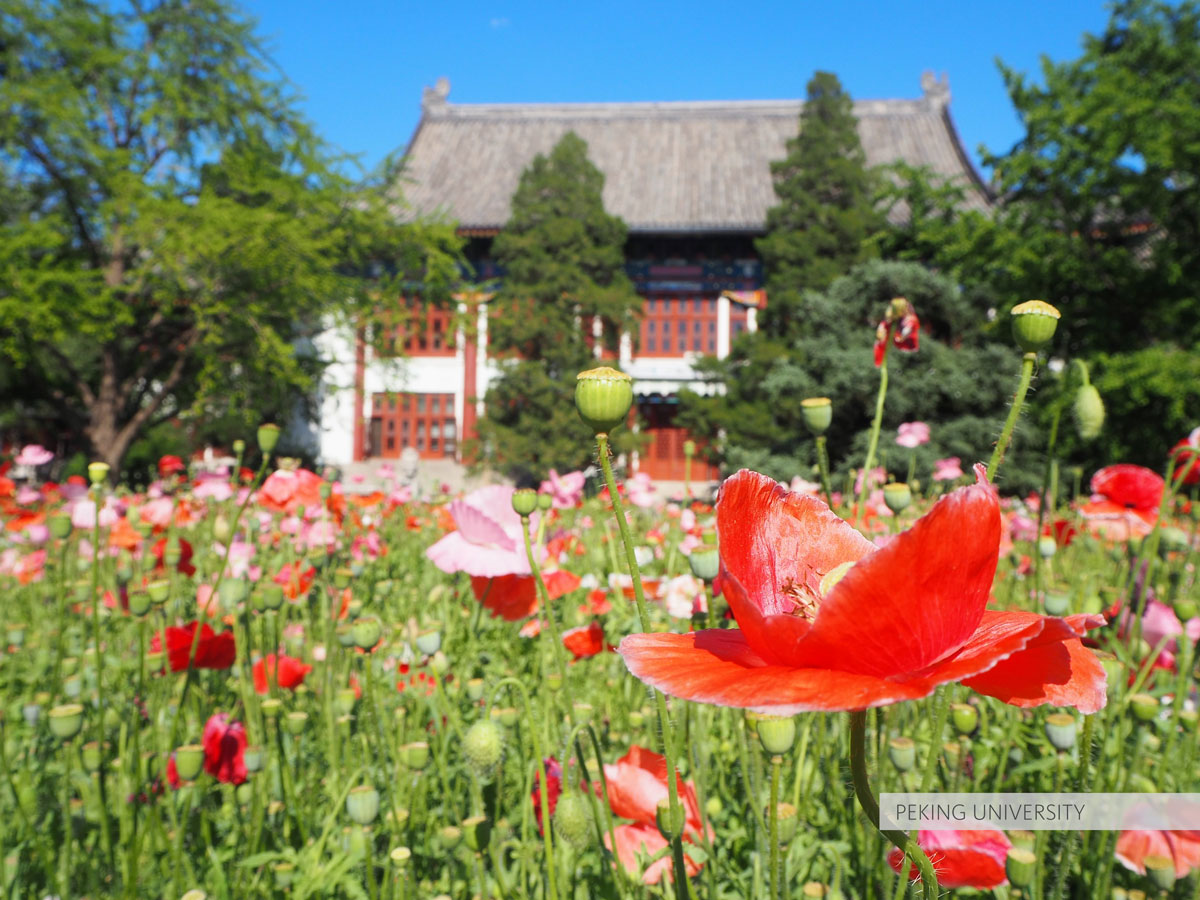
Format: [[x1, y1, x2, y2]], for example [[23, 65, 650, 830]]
[[2, 315, 1200, 900]]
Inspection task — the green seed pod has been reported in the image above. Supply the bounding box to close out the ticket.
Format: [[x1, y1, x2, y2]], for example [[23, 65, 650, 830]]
[[537, 491, 553, 512], [415, 628, 441, 655], [554, 792, 592, 851], [257, 423, 281, 454], [260, 698, 282, 719], [273, 862, 295, 889], [462, 720, 504, 781], [705, 796, 723, 818], [572, 702, 593, 724], [756, 715, 797, 755], [466, 678, 485, 701], [87, 461, 110, 486], [511, 488, 538, 517], [1043, 592, 1071, 616], [243, 746, 263, 773], [574, 367, 634, 435], [147, 579, 171, 605], [1145, 854, 1175, 891], [283, 711, 308, 735], [1009, 830, 1036, 851], [655, 798, 684, 842], [490, 707, 518, 728], [1073, 383, 1105, 440], [401, 741, 430, 770], [260, 584, 285, 611], [352, 617, 383, 650], [81, 740, 103, 772], [180, 890, 208, 900], [49, 515, 72, 540], [951, 703, 978, 736], [48, 704, 84, 741], [389, 846, 412, 867], [1037, 536, 1058, 559], [883, 482, 912, 513], [346, 785, 381, 825], [462, 815, 491, 852], [800, 397, 833, 436], [1010, 300, 1061, 353], [127, 590, 152, 617], [1160, 527, 1190, 556], [887, 737, 916, 773], [801, 883, 827, 898], [773, 802, 798, 844], [687, 544, 720, 582], [1044, 713, 1077, 751], [1006, 848, 1037, 887], [174, 744, 205, 781], [1129, 693, 1159, 722], [438, 825, 462, 851]]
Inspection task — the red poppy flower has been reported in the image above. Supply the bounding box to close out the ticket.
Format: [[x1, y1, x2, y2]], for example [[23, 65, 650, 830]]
[[531, 757, 563, 833], [562, 621, 610, 659], [274, 562, 316, 600], [1116, 830, 1200, 878], [151, 621, 235, 671], [252, 653, 312, 694], [1171, 430, 1200, 486], [202, 713, 247, 785], [151, 537, 195, 576], [258, 468, 325, 515], [888, 830, 1011, 889], [874, 298, 921, 366], [1080, 464, 1164, 540], [619, 468, 1106, 714], [158, 455, 185, 478], [470, 568, 582, 622]]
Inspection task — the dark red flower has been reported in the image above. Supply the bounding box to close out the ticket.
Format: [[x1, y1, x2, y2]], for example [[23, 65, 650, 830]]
[[619, 467, 1106, 714], [202, 713, 247, 785], [888, 830, 1011, 889], [151, 621, 236, 672], [874, 298, 921, 366], [151, 537, 195, 576], [158, 455, 186, 478], [531, 757, 563, 833], [252, 653, 312, 694]]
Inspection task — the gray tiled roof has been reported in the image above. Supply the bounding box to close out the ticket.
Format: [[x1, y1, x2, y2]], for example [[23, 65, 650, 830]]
[[397, 75, 990, 233]]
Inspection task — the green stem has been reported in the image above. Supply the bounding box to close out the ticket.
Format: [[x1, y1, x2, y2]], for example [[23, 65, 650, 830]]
[[769, 755, 781, 900], [89, 487, 115, 872], [521, 515, 569, 696], [856, 350, 890, 520], [987, 352, 1037, 482], [816, 436, 834, 509], [595, 432, 689, 900], [849, 710, 939, 899]]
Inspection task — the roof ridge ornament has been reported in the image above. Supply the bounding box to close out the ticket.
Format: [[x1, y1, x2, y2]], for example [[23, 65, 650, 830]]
[[422, 77, 451, 113], [920, 71, 950, 110]]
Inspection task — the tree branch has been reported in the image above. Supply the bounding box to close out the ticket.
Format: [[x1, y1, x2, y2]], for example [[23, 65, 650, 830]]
[[23, 138, 104, 267], [116, 328, 199, 446], [46, 343, 96, 407]]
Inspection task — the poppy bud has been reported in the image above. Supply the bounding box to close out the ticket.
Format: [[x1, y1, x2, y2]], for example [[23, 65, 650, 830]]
[[951, 703, 978, 736], [81, 740, 103, 772], [511, 489, 538, 517], [212, 515, 232, 545], [283, 711, 308, 735], [656, 798, 684, 842], [415, 628, 441, 655], [466, 678, 485, 701], [683, 438, 696, 458], [554, 792, 592, 851], [438, 825, 462, 850], [537, 492, 553, 512], [48, 704, 84, 741], [1010, 300, 1061, 353], [574, 367, 633, 435], [757, 715, 797, 755], [688, 544, 720, 582], [232, 439, 246, 457], [462, 815, 491, 852], [883, 483, 912, 513], [1044, 713, 1077, 751], [1073, 384, 1105, 440], [463, 720, 504, 781], [1006, 848, 1037, 887], [352, 617, 382, 650], [629, 709, 645, 729], [1129, 693, 1159, 722], [88, 461, 110, 486], [801, 398, 832, 436], [346, 785, 381, 825], [882, 738, 914, 773], [1145, 854, 1175, 891], [401, 741, 430, 770], [174, 744, 205, 781], [257, 423, 281, 454], [390, 846, 411, 867]]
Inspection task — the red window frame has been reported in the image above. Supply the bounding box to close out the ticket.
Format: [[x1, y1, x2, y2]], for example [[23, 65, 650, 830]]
[[370, 392, 458, 460], [639, 294, 718, 358], [389, 298, 456, 357]]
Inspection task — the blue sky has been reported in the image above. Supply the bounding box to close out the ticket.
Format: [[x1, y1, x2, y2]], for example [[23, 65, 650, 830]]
[[242, 0, 1112, 180]]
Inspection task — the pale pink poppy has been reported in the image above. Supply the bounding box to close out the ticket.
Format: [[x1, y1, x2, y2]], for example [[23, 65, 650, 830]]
[[662, 574, 706, 619], [426, 485, 537, 578], [895, 422, 931, 449], [193, 471, 234, 502], [1116, 830, 1200, 878], [377, 463, 395, 480], [933, 457, 964, 482], [389, 485, 413, 505], [625, 473, 658, 509], [788, 476, 822, 496], [71, 499, 118, 530], [854, 466, 888, 494], [15, 444, 53, 467], [137, 497, 175, 529], [16, 486, 41, 505], [540, 469, 586, 508]]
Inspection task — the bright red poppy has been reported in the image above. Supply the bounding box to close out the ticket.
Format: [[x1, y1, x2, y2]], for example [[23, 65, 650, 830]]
[[469, 568, 582, 622], [1116, 830, 1200, 878], [151, 621, 236, 672], [151, 537, 196, 576], [252, 653, 313, 694], [202, 713, 247, 785], [874, 298, 921, 366], [562, 621, 609, 659], [258, 468, 325, 515], [1080, 464, 1164, 540], [619, 468, 1106, 714], [888, 830, 1011, 889], [1171, 430, 1200, 486], [274, 562, 316, 600], [531, 757, 564, 833], [158, 455, 186, 478]]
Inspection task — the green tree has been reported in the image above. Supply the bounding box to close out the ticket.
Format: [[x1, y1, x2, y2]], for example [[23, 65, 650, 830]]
[[0, 0, 461, 473], [476, 131, 643, 481], [756, 71, 883, 340]]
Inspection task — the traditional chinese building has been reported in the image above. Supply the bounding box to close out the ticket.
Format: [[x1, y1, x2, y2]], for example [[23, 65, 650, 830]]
[[316, 74, 988, 481]]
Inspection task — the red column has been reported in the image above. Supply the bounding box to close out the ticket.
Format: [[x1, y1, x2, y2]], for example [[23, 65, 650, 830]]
[[461, 326, 478, 463], [352, 326, 366, 462]]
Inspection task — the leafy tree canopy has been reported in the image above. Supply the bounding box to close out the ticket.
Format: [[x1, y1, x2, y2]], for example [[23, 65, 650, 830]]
[[0, 0, 461, 472]]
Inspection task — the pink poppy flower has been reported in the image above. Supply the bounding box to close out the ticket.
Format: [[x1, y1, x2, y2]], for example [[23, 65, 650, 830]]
[[889, 830, 1011, 889], [15, 444, 53, 467], [540, 469, 586, 508], [426, 485, 535, 578], [933, 457, 964, 482], [625, 473, 658, 509], [1116, 830, 1200, 878], [896, 422, 931, 448]]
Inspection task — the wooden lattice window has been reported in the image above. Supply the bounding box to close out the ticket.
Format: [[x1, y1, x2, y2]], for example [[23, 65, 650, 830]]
[[391, 298, 456, 357], [639, 295, 718, 357], [371, 392, 457, 459]]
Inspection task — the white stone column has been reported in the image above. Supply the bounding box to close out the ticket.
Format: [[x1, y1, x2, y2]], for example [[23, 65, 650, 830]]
[[717, 294, 731, 358], [747, 307, 758, 333]]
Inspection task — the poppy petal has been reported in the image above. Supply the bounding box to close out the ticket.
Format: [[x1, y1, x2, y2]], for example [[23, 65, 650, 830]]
[[963, 636, 1107, 714], [795, 474, 1000, 677], [619, 630, 937, 714]]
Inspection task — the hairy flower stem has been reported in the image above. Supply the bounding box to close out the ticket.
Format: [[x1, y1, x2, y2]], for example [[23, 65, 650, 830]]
[[769, 755, 782, 900], [856, 348, 890, 521], [521, 516, 569, 698], [595, 433, 689, 900], [987, 352, 1037, 481], [849, 710, 939, 899], [90, 487, 115, 871], [816, 436, 834, 509]]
